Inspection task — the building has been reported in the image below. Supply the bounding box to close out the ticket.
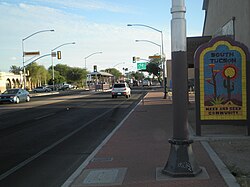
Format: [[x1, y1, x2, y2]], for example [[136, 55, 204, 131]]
[[175, 0, 250, 90], [87, 71, 114, 91], [0, 72, 23, 93], [202, 0, 250, 48]]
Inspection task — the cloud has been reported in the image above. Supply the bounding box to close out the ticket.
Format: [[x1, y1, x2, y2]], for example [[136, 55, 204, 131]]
[[10, 56, 17, 61], [32, 0, 133, 13], [0, 1, 171, 72]]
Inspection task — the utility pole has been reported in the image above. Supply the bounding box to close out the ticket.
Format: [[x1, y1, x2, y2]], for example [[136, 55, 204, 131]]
[[162, 0, 201, 177]]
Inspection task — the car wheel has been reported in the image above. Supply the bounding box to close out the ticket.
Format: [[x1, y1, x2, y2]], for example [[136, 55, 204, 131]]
[[112, 95, 114, 98], [26, 95, 30, 102], [16, 97, 20, 104], [126, 95, 129, 98]]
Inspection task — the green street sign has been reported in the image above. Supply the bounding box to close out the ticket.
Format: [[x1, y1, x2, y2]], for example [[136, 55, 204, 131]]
[[137, 62, 147, 70]]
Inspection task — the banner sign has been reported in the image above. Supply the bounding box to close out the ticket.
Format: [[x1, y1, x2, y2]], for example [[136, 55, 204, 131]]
[[194, 36, 250, 135]]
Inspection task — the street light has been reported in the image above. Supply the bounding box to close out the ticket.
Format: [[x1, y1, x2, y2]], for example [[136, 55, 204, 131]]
[[22, 29, 55, 89], [135, 39, 161, 56], [84, 52, 103, 70], [51, 42, 76, 90], [162, 0, 201, 177], [127, 24, 167, 98], [113, 62, 125, 68]]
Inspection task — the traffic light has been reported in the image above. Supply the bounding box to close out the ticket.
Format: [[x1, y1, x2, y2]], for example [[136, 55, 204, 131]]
[[93, 65, 97, 72], [133, 56, 136, 63], [57, 51, 61, 60]]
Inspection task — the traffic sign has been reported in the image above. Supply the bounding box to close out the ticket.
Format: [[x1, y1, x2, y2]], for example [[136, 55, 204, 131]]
[[51, 52, 56, 57], [149, 55, 161, 59], [23, 51, 40, 56], [137, 62, 147, 70]]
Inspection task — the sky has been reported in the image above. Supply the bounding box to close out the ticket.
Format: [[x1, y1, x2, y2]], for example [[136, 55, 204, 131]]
[[0, 0, 205, 73]]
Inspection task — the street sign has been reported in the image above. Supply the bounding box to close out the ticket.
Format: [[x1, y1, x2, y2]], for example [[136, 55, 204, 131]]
[[51, 52, 56, 57], [23, 51, 40, 56], [149, 55, 161, 59], [137, 62, 147, 70]]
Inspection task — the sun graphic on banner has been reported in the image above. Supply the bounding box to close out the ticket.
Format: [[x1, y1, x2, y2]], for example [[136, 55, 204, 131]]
[[223, 65, 237, 79]]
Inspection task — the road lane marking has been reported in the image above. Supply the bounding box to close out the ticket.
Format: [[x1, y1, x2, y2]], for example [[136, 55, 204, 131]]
[[34, 113, 55, 120]]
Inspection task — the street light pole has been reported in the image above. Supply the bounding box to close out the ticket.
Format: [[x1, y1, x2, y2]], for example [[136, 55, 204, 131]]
[[135, 40, 161, 55], [84, 52, 103, 70], [84, 52, 103, 89], [127, 24, 167, 98], [162, 0, 201, 177], [22, 29, 54, 89], [51, 42, 75, 90]]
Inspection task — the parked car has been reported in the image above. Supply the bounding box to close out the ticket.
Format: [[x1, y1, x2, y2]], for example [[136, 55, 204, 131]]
[[132, 80, 139, 87], [0, 88, 30, 104], [111, 83, 131, 98], [33, 86, 52, 93], [142, 80, 150, 87], [61, 83, 74, 90]]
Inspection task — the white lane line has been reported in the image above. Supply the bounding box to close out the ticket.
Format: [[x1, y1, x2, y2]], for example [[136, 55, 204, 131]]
[[34, 113, 55, 120], [0, 101, 125, 181]]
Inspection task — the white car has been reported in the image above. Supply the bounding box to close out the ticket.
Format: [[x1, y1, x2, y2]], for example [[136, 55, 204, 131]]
[[111, 83, 131, 98]]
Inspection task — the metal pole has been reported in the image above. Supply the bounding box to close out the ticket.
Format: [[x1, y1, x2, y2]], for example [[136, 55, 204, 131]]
[[51, 53, 55, 90], [51, 42, 75, 90], [84, 52, 103, 70], [22, 29, 54, 89], [161, 31, 167, 99], [162, 0, 201, 177], [22, 39, 26, 89], [127, 24, 167, 99]]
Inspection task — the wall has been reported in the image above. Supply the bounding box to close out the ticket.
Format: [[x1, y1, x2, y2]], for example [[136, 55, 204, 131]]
[[203, 0, 250, 48]]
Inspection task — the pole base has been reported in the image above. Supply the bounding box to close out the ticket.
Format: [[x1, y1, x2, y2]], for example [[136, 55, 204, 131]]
[[162, 139, 202, 177]]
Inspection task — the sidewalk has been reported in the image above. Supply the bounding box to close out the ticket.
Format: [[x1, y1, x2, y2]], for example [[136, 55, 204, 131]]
[[63, 91, 244, 187]]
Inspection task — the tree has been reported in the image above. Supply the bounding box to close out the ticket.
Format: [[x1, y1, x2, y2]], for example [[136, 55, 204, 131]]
[[51, 64, 88, 87], [130, 71, 144, 81], [103, 68, 122, 82], [9, 65, 22, 74], [26, 62, 49, 88], [67, 67, 88, 86], [47, 69, 66, 85], [54, 64, 70, 78], [146, 57, 162, 84]]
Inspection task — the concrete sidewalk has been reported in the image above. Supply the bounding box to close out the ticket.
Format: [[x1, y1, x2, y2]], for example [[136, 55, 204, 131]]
[[63, 91, 241, 187]]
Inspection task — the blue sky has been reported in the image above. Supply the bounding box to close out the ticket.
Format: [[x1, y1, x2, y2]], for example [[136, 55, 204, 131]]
[[0, 0, 205, 73]]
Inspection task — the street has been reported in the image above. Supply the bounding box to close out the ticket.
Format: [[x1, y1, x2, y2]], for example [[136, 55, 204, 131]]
[[0, 89, 145, 187]]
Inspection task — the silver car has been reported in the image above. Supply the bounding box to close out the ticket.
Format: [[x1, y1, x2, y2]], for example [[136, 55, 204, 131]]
[[0, 88, 30, 104], [33, 86, 52, 93]]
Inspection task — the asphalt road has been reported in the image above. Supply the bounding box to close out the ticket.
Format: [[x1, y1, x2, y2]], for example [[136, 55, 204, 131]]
[[0, 89, 145, 187]]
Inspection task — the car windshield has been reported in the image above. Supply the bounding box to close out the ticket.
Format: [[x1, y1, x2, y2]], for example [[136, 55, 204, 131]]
[[3, 89, 19, 94], [114, 84, 125, 88]]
